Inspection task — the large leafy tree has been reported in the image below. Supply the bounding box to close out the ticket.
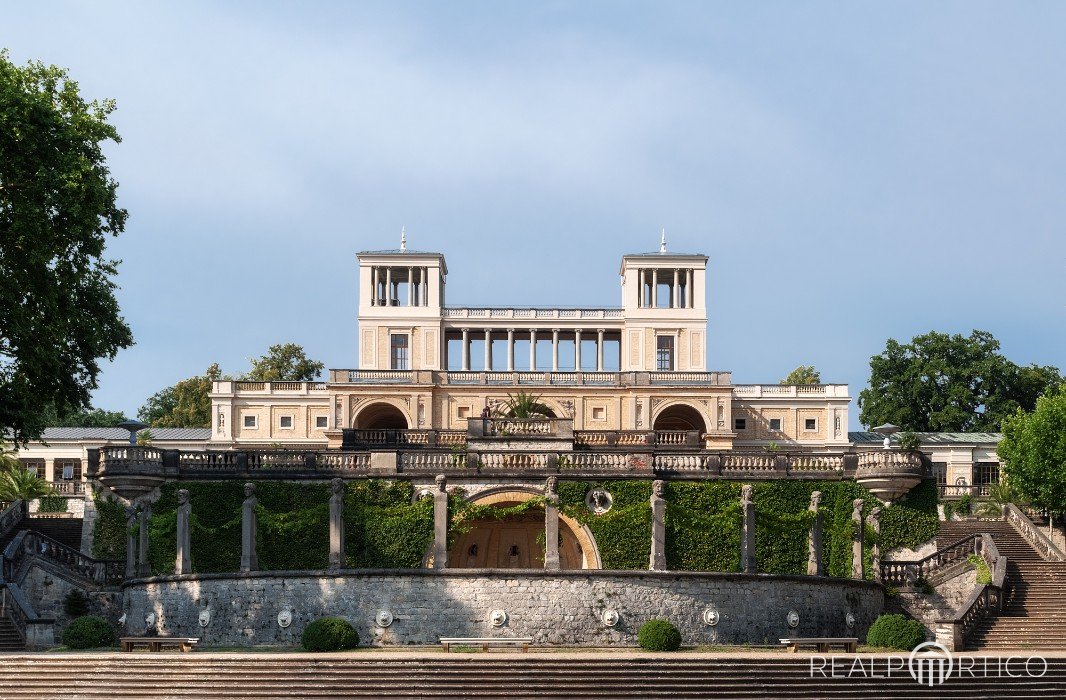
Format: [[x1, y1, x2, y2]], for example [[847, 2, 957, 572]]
[[138, 364, 222, 428], [781, 365, 821, 385], [0, 51, 133, 443], [41, 404, 129, 428], [999, 385, 1066, 512], [858, 330, 1061, 432], [246, 343, 325, 382]]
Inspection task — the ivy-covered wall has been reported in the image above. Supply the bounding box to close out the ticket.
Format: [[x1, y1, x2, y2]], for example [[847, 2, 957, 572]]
[[558, 480, 652, 570]]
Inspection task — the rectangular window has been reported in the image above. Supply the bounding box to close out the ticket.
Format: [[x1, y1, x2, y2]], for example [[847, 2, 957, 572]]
[[20, 459, 45, 479], [391, 334, 410, 370], [279, 416, 293, 429], [769, 418, 782, 431], [974, 463, 1000, 486], [804, 418, 817, 431], [733, 418, 747, 431], [932, 462, 948, 487], [58, 459, 81, 481], [315, 416, 328, 429], [656, 336, 674, 371], [243, 415, 257, 428]]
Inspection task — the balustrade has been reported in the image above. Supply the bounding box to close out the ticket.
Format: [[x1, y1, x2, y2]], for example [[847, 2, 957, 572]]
[[332, 369, 731, 386], [0, 500, 25, 541], [1004, 503, 1066, 561]]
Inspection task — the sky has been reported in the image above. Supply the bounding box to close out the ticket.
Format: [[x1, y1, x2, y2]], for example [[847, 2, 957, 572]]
[[5, 2, 1066, 428]]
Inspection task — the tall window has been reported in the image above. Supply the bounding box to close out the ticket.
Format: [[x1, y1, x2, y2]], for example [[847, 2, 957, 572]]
[[391, 334, 410, 370], [656, 336, 674, 371], [932, 462, 947, 487], [974, 463, 1000, 486]]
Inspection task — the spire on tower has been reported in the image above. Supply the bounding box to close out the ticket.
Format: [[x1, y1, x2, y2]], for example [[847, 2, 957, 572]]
[[400, 226, 407, 253], [659, 228, 667, 253]]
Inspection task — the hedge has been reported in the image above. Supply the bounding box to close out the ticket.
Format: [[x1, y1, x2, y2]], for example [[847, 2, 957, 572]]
[[301, 617, 359, 651], [637, 619, 682, 651], [866, 613, 927, 650], [62, 615, 117, 649]]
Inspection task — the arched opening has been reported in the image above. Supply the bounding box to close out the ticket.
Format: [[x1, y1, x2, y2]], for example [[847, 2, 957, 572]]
[[446, 490, 600, 570], [354, 402, 409, 429], [653, 403, 707, 432]]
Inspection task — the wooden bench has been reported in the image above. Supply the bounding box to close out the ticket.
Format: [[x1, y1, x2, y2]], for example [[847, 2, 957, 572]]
[[439, 637, 533, 652], [120, 636, 200, 653], [779, 637, 858, 653]]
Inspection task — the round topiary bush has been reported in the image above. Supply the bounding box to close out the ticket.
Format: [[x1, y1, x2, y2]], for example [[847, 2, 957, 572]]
[[637, 619, 682, 651], [62, 615, 117, 649], [301, 617, 360, 652], [866, 614, 926, 650]]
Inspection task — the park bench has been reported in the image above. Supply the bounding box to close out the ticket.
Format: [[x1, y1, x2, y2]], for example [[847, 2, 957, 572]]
[[120, 636, 200, 653], [779, 637, 857, 653], [439, 637, 533, 652]]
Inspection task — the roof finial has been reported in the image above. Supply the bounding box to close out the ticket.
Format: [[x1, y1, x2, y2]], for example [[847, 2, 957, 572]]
[[659, 228, 667, 254], [400, 226, 407, 253]]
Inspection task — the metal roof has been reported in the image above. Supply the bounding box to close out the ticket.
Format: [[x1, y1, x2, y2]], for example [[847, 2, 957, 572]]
[[35, 427, 212, 441], [849, 431, 1002, 445]]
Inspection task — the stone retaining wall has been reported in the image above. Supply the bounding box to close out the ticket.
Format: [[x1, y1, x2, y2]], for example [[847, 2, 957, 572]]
[[123, 570, 883, 647]]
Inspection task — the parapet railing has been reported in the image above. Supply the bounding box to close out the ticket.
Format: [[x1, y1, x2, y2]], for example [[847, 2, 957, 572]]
[[0, 583, 53, 648], [1004, 503, 1066, 561], [0, 500, 25, 542], [880, 534, 986, 586], [2, 530, 124, 587], [329, 369, 733, 387], [442, 306, 624, 319], [939, 533, 1006, 650], [938, 484, 993, 499]]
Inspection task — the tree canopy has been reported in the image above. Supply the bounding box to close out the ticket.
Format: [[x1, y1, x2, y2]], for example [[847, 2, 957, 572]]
[[138, 364, 221, 428], [246, 343, 325, 382], [858, 330, 1062, 432], [0, 51, 133, 443], [41, 404, 129, 428], [781, 365, 821, 385], [999, 385, 1066, 513]]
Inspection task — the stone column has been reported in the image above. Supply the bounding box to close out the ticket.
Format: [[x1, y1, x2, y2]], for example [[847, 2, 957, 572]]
[[529, 330, 537, 371], [741, 485, 756, 573], [329, 478, 345, 570], [868, 506, 882, 582], [175, 490, 192, 575], [807, 491, 823, 576], [125, 505, 138, 579], [652, 269, 658, 307], [688, 269, 694, 307], [484, 329, 492, 371], [637, 268, 643, 307], [544, 477, 560, 570], [673, 269, 679, 308], [371, 267, 378, 305], [423, 267, 429, 306], [385, 267, 392, 305], [649, 480, 667, 571], [596, 329, 605, 372], [137, 502, 151, 577], [506, 329, 515, 371], [241, 482, 258, 573], [551, 329, 560, 372], [574, 329, 582, 371], [851, 498, 865, 580], [432, 475, 448, 569], [461, 328, 470, 371]]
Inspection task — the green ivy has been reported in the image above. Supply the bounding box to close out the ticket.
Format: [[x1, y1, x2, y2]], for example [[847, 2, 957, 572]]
[[91, 496, 127, 560], [558, 480, 652, 570]]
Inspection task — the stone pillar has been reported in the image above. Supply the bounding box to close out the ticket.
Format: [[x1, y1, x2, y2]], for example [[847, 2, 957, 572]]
[[851, 498, 865, 580], [637, 268, 643, 307], [807, 491, 824, 576], [137, 502, 151, 577], [506, 329, 515, 371], [423, 267, 429, 306], [544, 477, 560, 570], [329, 478, 345, 570], [461, 328, 470, 371], [241, 482, 258, 573], [649, 480, 667, 571], [432, 475, 448, 569], [673, 269, 679, 308], [551, 329, 560, 372], [596, 329, 605, 372], [868, 506, 882, 582], [574, 329, 582, 371], [406, 267, 413, 306], [484, 329, 492, 371], [385, 267, 392, 305], [741, 485, 756, 573], [371, 267, 378, 305], [687, 269, 694, 307], [175, 490, 192, 575], [125, 505, 138, 579], [529, 330, 537, 371], [652, 269, 658, 307]]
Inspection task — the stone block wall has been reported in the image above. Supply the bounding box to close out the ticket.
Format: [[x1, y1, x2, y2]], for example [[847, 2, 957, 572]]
[[123, 570, 883, 647]]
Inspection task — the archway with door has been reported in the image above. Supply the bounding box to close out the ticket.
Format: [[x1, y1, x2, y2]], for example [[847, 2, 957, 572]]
[[447, 488, 601, 570], [652, 402, 707, 432], [353, 401, 410, 429]]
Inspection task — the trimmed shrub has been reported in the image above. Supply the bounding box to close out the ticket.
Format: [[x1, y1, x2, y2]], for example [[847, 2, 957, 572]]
[[62, 615, 117, 649], [63, 590, 90, 618], [301, 617, 359, 652], [866, 614, 926, 650], [637, 619, 682, 651]]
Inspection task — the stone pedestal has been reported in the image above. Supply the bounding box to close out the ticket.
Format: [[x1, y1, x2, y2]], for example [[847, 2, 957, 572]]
[[125, 505, 138, 579], [867, 506, 882, 582], [649, 480, 666, 571], [741, 485, 756, 574], [328, 478, 345, 570], [432, 475, 449, 569], [137, 502, 151, 578], [175, 490, 192, 575], [241, 483, 258, 573], [851, 498, 865, 580], [807, 491, 824, 576]]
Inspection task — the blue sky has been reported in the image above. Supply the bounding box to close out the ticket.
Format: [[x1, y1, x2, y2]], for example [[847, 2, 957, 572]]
[[5, 2, 1065, 428]]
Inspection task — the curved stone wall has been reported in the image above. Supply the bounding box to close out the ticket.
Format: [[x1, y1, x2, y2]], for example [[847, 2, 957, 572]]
[[123, 570, 883, 647]]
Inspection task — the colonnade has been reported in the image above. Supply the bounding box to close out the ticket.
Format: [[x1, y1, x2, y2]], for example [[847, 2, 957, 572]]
[[369, 265, 432, 307], [637, 267, 694, 309], [452, 328, 616, 372]]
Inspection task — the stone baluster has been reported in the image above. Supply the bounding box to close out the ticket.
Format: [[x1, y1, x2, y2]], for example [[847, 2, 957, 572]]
[[137, 502, 151, 577], [544, 477, 560, 570], [868, 506, 882, 582], [432, 475, 449, 569], [649, 480, 667, 571], [241, 482, 258, 573], [807, 491, 823, 576], [175, 490, 192, 575], [329, 478, 345, 570], [125, 505, 138, 579], [741, 485, 756, 573], [851, 498, 865, 580]]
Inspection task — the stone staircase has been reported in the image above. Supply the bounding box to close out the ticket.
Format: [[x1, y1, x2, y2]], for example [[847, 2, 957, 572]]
[[937, 519, 1066, 650], [0, 613, 25, 652], [0, 654, 1064, 699], [20, 518, 84, 550]]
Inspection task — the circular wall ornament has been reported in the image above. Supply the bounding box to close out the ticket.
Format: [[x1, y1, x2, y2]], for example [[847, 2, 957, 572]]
[[416, 488, 434, 501], [277, 609, 293, 629], [489, 610, 508, 627], [845, 612, 856, 629], [585, 489, 613, 515], [144, 612, 157, 628], [602, 610, 619, 627], [786, 611, 800, 628], [376, 610, 394, 628], [702, 609, 720, 627], [198, 610, 211, 628]]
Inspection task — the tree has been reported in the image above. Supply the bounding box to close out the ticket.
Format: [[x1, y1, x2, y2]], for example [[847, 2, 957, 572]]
[[858, 330, 1062, 432], [497, 392, 552, 419], [246, 343, 325, 382], [0, 468, 54, 502], [138, 364, 221, 428], [0, 51, 133, 444], [781, 365, 821, 385], [41, 404, 129, 428], [999, 385, 1066, 513]]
